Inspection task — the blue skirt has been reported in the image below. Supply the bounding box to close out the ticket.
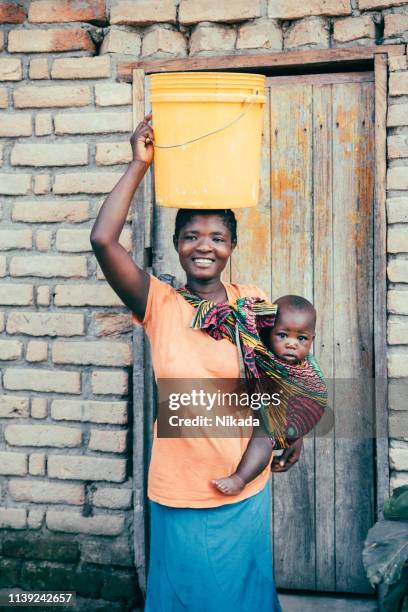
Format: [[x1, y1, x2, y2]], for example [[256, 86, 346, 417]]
[[145, 485, 282, 612]]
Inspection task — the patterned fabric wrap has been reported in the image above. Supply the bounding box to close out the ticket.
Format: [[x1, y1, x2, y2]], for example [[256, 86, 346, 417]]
[[177, 288, 327, 449]]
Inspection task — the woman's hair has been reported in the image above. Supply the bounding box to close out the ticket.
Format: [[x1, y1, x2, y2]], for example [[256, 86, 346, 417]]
[[174, 209, 237, 244]]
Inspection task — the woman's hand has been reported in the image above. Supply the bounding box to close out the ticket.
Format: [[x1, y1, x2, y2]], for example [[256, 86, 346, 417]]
[[271, 438, 303, 472], [130, 113, 154, 166]]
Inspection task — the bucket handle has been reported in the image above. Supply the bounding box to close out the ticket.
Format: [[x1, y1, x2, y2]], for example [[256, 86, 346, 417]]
[[153, 93, 261, 149]]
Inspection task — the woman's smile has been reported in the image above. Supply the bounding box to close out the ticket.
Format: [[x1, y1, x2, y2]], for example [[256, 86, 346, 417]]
[[192, 256, 215, 268]]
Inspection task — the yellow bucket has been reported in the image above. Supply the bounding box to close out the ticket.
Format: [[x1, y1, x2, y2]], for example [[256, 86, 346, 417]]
[[150, 72, 266, 209]]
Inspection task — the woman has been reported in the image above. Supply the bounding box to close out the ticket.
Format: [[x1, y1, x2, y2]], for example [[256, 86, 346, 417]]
[[91, 116, 302, 611]]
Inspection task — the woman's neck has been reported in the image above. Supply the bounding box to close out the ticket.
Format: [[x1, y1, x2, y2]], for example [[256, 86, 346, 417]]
[[185, 277, 228, 303]]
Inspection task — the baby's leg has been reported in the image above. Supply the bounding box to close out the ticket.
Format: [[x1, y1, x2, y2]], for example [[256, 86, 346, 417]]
[[213, 420, 274, 495]]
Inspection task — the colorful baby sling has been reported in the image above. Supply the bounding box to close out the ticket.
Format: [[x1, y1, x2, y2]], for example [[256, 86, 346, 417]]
[[177, 287, 327, 449]]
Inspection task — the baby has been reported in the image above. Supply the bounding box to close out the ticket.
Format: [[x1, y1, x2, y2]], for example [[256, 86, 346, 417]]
[[213, 294, 317, 496]]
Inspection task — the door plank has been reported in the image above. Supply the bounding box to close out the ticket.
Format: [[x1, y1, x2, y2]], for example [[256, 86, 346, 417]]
[[153, 207, 181, 285], [373, 54, 389, 521], [231, 87, 272, 296], [141, 74, 156, 460], [132, 69, 153, 595], [332, 81, 375, 593], [269, 83, 316, 590], [313, 83, 336, 592], [266, 72, 374, 87], [119, 45, 406, 81]]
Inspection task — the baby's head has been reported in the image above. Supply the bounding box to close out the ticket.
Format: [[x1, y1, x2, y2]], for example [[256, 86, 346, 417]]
[[263, 295, 316, 364]]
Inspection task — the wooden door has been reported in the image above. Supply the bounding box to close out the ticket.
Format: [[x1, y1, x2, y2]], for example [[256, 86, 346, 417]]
[[232, 72, 375, 594], [139, 71, 376, 596]]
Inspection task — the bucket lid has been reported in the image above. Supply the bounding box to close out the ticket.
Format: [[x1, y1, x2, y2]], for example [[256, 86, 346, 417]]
[[150, 72, 265, 92]]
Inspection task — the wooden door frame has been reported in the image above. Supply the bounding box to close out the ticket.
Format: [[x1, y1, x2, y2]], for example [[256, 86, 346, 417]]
[[128, 44, 396, 595]]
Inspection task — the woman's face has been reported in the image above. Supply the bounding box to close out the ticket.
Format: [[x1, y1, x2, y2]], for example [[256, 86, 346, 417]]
[[175, 214, 236, 281]]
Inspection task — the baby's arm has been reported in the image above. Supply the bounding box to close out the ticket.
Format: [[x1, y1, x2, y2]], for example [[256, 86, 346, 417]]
[[213, 419, 274, 495]]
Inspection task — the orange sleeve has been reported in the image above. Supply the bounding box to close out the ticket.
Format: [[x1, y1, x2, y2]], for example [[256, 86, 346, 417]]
[[131, 275, 174, 331]]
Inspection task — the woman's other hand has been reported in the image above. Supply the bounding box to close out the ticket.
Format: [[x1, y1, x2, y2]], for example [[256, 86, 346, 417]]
[[130, 113, 154, 166], [271, 438, 303, 472]]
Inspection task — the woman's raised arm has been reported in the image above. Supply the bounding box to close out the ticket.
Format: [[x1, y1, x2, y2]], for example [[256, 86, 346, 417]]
[[90, 115, 154, 320]]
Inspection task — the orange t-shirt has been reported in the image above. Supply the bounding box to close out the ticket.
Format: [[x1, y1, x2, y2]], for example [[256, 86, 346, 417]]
[[133, 274, 273, 508]]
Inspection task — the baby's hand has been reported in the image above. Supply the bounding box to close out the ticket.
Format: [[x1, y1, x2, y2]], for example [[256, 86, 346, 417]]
[[271, 438, 303, 472]]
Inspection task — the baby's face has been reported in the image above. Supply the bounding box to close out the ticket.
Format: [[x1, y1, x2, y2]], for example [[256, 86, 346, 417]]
[[266, 309, 315, 364]]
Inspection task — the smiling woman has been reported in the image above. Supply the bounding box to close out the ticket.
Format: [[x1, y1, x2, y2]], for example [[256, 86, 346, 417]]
[[90, 116, 302, 612], [172, 208, 237, 297]]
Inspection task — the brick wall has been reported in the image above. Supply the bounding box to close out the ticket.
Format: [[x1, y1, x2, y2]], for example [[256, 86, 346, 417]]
[[386, 52, 408, 491], [0, 0, 407, 609]]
